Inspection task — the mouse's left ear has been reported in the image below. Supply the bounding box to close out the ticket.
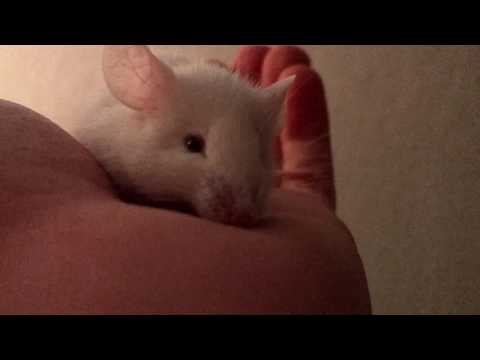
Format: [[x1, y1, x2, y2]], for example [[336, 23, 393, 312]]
[[103, 45, 176, 114], [263, 75, 296, 133]]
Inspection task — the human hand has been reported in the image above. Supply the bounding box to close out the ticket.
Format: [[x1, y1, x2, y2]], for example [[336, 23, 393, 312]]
[[0, 46, 371, 314], [214, 45, 336, 211]]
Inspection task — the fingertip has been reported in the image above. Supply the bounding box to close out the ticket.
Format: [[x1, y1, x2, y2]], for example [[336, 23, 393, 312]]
[[232, 46, 271, 84], [261, 46, 311, 87], [280, 64, 330, 140]]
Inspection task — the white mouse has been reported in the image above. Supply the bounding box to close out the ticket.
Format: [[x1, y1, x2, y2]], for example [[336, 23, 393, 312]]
[[73, 45, 294, 227]]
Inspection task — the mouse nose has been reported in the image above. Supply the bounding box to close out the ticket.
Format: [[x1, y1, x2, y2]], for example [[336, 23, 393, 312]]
[[212, 207, 260, 227], [197, 180, 263, 227], [217, 188, 261, 227], [223, 206, 260, 227]]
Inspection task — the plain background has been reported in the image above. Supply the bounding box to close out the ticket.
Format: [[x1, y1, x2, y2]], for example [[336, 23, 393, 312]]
[[0, 45, 478, 314]]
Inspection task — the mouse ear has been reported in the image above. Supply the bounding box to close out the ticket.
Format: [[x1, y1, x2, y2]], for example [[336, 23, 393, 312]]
[[103, 45, 176, 113], [263, 75, 296, 133]]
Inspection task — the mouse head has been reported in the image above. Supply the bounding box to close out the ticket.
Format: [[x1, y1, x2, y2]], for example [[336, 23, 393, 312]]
[[103, 45, 294, 227]]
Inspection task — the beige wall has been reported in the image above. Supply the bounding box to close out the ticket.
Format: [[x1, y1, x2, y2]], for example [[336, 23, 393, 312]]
[[1, 45, 479, 314]]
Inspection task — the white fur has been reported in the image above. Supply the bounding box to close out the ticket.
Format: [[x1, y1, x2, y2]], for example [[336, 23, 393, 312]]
[[72, 45, 294, 227]]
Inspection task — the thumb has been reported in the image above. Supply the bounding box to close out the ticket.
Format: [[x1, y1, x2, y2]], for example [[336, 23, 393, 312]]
[[277, 64, 336, 211]]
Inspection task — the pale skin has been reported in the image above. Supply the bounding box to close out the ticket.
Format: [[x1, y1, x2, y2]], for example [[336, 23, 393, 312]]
[[89, 46, 370, 314], [0, 46, 371, 314]]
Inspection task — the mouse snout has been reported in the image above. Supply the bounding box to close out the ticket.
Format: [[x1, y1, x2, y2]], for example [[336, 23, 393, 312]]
[[195, 177, 264, 227]]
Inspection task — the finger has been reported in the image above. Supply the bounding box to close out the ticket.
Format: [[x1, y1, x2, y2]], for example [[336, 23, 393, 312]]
[[259, 46, 311, 167], [232, 46, 271, 84], [261, 46, 311, 87], [231, 46, 286, 166], [278, 64, 336, 210]]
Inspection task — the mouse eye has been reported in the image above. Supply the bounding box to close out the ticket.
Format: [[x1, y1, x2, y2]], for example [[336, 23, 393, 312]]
[[184, 134, 205, 154]]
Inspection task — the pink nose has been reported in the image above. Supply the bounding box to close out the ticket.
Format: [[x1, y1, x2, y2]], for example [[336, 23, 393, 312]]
[[220, 208, 260, 227], [211, 191, 260, 227], [195, 176, 264, 227], [202, 187, 261, 227]]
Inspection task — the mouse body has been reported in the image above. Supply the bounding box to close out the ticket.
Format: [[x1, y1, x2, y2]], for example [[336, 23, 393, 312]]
[[73, 45, 294, 227]]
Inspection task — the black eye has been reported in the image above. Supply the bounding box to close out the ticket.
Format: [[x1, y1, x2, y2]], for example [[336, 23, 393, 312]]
[[184, 134, 205, 154]]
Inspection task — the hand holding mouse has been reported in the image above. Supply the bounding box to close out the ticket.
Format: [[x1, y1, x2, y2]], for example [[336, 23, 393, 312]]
[[88, 45, 371, 314], [74, 45, 296, 227], [0, 45, 371, 314]]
